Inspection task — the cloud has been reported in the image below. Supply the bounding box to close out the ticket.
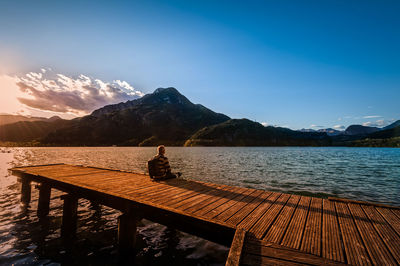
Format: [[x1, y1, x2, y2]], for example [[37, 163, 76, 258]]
[[333, 125, 345, 130], [310, 124, 324, 128], [2, 69, 144, 117], [261, 122, 287, 128], [362, 119, 388, 127], [363, 115, 382, 119]]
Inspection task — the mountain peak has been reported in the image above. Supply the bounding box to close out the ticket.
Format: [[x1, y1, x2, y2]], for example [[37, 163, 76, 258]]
[[45, 87, 230, 145], [137, 87, 191, 106], [48, 116, 62, 121], [344, 124, 379, 135], [154, 87, 179, 94]]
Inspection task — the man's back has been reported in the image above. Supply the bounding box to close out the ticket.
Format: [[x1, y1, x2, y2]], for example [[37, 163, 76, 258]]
[[152, 154, 171, 177]]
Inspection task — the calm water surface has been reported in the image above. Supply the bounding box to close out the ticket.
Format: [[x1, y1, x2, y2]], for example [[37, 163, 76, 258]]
[[0, 147, 399, 265]]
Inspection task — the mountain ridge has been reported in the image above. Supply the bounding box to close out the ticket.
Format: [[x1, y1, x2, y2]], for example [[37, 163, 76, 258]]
[[0, 88, 399, 147], [42, 87, 230, 146]]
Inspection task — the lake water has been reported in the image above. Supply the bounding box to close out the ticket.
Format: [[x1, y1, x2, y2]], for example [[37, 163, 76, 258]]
[[0, 147, 399, 265]]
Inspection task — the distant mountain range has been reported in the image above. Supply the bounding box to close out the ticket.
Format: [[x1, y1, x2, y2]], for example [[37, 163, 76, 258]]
[[299, 121, 400, 137], [0, 117, 74, 142], [0, 88, 399, 147], [0, 114, 62, 126]]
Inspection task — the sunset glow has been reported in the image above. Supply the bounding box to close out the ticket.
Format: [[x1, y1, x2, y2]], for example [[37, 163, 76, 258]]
[[0, 69, 143, 118]]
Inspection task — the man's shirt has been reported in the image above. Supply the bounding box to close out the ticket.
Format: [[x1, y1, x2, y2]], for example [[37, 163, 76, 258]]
[[152, 154, 171, 177]]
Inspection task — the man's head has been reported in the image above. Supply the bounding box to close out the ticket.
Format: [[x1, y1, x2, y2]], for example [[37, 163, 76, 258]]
[[157, 145, 165, 155]]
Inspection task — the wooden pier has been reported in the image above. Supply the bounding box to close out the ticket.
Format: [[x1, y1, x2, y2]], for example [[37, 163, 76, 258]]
[[11, 164, 400, 265]]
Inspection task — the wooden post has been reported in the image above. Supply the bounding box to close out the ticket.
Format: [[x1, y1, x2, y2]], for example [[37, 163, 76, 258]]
[[37, 183, 51, 218], [61, 194, 78, 241], [118, 213, 139, 254], [20, 178, 31, 204]]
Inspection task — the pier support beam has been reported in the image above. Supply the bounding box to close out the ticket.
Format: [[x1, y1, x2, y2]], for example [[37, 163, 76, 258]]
[[118, 212, 140, 254], [20, 178, 31, 204], [37, 183, 51, 218], [61, 194, 78, 241]]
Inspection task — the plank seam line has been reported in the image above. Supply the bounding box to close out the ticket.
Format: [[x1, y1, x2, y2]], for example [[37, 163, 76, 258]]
[[346, 203, 374, 264], [246, 193, 282, 232], [172, 183, 223, 209], [360, 205, 398, 264], [376, 208, 400, 239], [333, 200, 347, 264], [202, 188, 253, 218], [259, 194, 291, 240], [222, 190, 264, 223], [392, 209, 400, 220], [233, 192, 273, 227], [298, 196, 311, 251], [245, 251, 317, 266], [278, 195, 301, 245], [211, 188, 258, 221], [319, 199, 323, 260], [180, 184, 236, 212], [185, 186, 242, 214]]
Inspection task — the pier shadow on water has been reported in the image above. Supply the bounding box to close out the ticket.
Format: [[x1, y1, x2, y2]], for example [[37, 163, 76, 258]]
[[1, 198, 229, 265]]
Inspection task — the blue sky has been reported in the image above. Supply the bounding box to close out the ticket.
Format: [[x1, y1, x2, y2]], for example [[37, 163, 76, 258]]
[[0, 0, 399, 129]]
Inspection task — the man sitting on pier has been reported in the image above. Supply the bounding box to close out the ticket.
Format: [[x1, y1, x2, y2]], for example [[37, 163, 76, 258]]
[[148, 145, 180, 180]]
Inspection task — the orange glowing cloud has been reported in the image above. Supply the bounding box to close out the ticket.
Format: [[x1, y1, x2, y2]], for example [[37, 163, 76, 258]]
[[0, 68, 143, 118]]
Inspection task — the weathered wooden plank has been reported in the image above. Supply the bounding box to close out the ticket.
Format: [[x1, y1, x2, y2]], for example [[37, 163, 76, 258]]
[[65, 172, 141, 186], [166, 183, 223, 209], [184, 185, 243, 214], [173, 182, 235, 210], [244, 238, 346, 266], [300, 197, 322, 256], [11, 163, 65, 170], [225, 191, 272, 227], [237, 192, 281, 231], [132, 180, 186, 201], [393, 209, 400, 219], [123, 180, 176, 197], [263, 194, 300, 244], [249, 193, 291, 239], [362, 205, 400, 264], [214, 189, 265, 223], [173, 183, 226, 211], [27, 166, 101, 177], [335, 201, 371, 266], [63, 174, 152, 197], [348, 203, 396, 265], [225, 228, 246, 266], [15, 164, 74, 173], [241, 253, 305, 266], [146, 181, 203, 204], [322, 199, 345, 263], [202, 188, 256, 220], [376, 207, 400, 236], [192, 186, 249, 217], [59, 170, 132, 181], [280, 196, 311, 250], [150, 181, 213, 206]]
